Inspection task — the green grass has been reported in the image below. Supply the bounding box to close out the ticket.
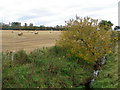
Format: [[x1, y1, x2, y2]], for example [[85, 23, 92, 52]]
[[2, 46, 93, 88], [2, 44, 119, 88]]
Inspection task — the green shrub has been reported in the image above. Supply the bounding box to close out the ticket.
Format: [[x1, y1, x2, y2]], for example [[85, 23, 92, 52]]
[[48, 46, 67, 56], [14, 50, 31, 64]]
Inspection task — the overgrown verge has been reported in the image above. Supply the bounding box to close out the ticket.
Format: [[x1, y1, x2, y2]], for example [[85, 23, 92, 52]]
[[2, 46, 93, 88]]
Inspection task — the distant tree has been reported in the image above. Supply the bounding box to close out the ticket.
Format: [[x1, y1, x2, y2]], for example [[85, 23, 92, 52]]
[[99, 20, 113, 31], [0, 23, 2, 29], [9, 22, 11, 26], [11, 22, 21, 30], [59, 25, 63, 28], [23, 23, 28, 30], [114, 26, 120, 30], [24, 23, 27, 27], [55, 25, 64, 30], [29, 23, 33, 27], [59, 25, 64, 30], [11, 22, 21, 27], [29, 23, 34, 30], [56, 25, 59, 28], [40, 25, 45, 30], [2, 23, 10, 30], [1, 22, 65, 30]]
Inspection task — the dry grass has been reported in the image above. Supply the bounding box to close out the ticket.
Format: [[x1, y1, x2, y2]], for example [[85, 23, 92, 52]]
[[2, 30, 61, 53]]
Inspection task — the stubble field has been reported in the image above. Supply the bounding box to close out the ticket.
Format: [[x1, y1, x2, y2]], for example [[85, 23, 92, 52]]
[[2, 30, 61, 53]]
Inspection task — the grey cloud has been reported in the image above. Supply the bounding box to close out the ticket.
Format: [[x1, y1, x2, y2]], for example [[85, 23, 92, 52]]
[[87, 13, 104, 17], [17, 8, 58, 21], [66, 4, 83, 9], [17, 15, 39, 21], [34, 20, 52, 26], [81, 3, 117, 12], [82, 7, 106, 12], [29, 8, 57, 17]]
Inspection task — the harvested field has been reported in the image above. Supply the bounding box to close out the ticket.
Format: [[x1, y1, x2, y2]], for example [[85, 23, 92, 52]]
[[1, 30, 61, 52]]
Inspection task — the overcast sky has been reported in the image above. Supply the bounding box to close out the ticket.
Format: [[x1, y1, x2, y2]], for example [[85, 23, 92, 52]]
[[0, 0, 119, 27]]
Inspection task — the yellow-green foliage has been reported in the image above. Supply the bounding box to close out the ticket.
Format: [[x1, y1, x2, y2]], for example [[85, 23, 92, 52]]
[[56, 16, 113, 62], [111, 31, 119, 41]]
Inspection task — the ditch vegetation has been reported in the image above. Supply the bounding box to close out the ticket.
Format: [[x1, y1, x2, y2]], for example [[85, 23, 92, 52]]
[[2, 17, 119, 88]]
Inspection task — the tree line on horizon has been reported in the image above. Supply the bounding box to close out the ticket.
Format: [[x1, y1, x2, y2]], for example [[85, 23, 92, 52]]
[[0, 20, 117, 31], [1, 22, 65, 30]]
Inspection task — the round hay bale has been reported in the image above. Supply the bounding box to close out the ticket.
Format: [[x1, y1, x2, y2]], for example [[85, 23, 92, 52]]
[[18, 32, 23, 36]]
